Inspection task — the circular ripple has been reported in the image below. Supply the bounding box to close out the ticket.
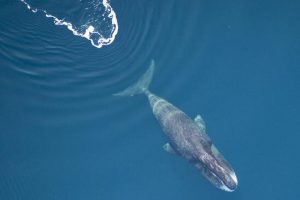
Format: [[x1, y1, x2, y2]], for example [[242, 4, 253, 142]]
[[1, 0, 179, 125]]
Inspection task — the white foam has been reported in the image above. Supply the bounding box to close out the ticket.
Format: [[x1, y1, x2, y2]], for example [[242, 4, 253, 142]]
[[20, 0, 31, 10], [20, 0, 118, 48]]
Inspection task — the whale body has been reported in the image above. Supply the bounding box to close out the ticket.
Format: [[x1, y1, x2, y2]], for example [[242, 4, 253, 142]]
[[114, 60, 238, 192]]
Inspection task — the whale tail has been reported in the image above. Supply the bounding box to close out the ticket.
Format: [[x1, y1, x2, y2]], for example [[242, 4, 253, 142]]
[[113, 60, 155, 97]]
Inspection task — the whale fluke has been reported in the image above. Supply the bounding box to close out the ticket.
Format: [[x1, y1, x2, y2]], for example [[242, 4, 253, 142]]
[[114, 60, 155, 96]]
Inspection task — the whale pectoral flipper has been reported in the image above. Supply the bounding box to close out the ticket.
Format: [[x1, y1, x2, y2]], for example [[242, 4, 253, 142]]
[[163, 143, 178, 155], [194, 115, 206, 131]]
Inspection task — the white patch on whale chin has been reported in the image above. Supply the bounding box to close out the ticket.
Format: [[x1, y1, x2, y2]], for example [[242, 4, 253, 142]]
[[219, 172, 238, 192], [220, 184, 234, 192], [230, 171, 238, 185]]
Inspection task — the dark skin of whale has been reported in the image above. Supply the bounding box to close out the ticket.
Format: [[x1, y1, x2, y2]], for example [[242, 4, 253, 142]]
[[146, 91, 237, 191], [114, 60, 237, 191]]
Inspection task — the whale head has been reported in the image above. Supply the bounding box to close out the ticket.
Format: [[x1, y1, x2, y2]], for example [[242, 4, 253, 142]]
[[194, 145, 238, 192]]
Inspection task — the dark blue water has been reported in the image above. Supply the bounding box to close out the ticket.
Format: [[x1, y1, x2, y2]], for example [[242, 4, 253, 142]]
[[1, 0, 300, 199]]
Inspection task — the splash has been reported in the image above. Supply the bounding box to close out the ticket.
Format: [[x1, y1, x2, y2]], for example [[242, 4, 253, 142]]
[[20, 0, 118, 48]]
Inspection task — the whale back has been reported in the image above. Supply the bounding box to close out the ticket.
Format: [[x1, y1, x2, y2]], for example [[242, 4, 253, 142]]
[[147, 92, 212, 159]]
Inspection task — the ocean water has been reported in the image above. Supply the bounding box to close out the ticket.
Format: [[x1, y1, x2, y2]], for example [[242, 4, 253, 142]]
[[1, 0, 300, 199]]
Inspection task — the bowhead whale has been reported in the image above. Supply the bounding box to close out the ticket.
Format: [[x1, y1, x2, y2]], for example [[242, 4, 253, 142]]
[[114, 60, 238, 192]]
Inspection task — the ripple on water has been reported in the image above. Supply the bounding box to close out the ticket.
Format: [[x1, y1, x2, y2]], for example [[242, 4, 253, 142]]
[[20, 0, 118, 48], [0, 1, 227, 199], [1, 0, 181, 125]]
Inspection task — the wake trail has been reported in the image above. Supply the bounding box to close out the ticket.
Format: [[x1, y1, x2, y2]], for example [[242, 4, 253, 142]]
[[20, 0, 118, 48]]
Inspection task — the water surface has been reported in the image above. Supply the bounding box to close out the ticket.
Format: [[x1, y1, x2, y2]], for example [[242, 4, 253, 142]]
[[0, 0, 300, 199]]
